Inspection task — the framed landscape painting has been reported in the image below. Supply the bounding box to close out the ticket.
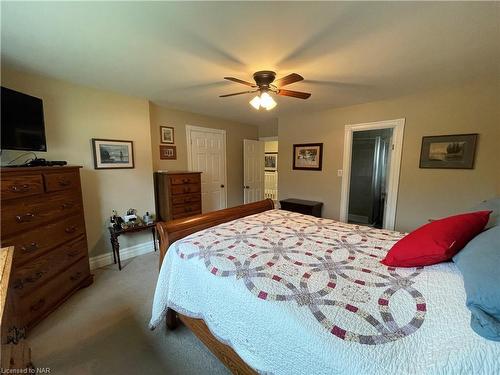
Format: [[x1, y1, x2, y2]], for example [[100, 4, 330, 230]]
[[92, 139, 134, 169], [293, 143, 323, 171], [419, 134, 478, 169]]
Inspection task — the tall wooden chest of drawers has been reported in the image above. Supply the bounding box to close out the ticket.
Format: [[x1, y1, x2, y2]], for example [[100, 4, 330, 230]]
[[154, 171, 202, 220], [0, 166, 93, 333]]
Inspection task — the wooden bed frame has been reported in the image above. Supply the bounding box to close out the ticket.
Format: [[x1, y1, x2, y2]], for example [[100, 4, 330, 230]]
[[155, 199, 275, 375]]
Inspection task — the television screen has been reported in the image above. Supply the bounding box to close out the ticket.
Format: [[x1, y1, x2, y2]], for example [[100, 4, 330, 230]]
[[1, 86, 47, 151]]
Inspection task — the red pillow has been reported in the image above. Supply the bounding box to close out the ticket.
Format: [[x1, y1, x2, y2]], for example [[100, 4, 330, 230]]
[[381, 211, 491, 267]]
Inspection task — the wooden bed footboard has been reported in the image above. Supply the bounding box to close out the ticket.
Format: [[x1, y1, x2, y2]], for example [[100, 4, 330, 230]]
[[155, 199, 274, 375], [155, 199, 274, 269]]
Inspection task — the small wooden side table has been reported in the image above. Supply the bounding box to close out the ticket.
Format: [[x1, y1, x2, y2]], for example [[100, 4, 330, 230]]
[[280, 198, 323, 218], [108, 223, 157, 270]]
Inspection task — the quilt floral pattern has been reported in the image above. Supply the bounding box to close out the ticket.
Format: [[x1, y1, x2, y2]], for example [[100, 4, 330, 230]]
[[173, 210, 427, 345]]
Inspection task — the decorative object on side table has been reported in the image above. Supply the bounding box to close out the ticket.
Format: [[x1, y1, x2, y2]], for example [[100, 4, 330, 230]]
[[419, 134, 478, 169], [159, 145, 177, 160], [92, 139, 134, 169], [160, 126, 175, 144], [265, 152, 278, 172], [293, 143, 323, 171]]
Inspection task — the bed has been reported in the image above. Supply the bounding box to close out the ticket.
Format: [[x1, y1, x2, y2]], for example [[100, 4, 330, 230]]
[[150, 199, 500, 374]]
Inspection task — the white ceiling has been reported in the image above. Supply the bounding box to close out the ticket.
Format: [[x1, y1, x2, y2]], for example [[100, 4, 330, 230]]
[[2, 2, 499, 127]]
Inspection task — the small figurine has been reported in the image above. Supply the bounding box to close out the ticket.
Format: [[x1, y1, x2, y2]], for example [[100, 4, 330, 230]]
[[143, 211, 153, 224], [110, 210, 124, 230]]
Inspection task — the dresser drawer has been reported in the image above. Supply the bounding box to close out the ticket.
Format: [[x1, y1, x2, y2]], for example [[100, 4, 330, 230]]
[[43, 171, 80, 192], [19, 257, 90, 327], [171, 193, 201, 205], [169, 174, 200, 185], [171, 183, 201, 195], [4, 214, 86, 266], [172, 203, 201, 215], [1, 190, 83, 238], [12, 236, 87, 297], [1, 174, 44, 200]]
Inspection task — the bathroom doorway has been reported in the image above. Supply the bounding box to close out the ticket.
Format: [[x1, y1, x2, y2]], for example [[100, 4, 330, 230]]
[[340, 119, 405, 230], [348, 128, 392, 228]]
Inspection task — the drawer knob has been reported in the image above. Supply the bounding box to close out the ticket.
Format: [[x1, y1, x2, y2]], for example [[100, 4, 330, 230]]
[[65, 226, 77, 234], [183, 188, 191, 193], [20, 242, 39, 253], [30, 298, 46, 312], [15, 212, 35, 223], [182, 178, 189, 183], [61, 202, 74, 209], [58, 179, 71, 186], [10, 184, 30, 193], [70, 272, 82, 281]]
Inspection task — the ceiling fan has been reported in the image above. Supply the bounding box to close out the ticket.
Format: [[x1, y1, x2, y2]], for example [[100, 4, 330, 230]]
[[220, 71, 311, 110]]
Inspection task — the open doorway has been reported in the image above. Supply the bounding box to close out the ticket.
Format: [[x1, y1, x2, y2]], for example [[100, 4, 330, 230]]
[[340, 119, 405, 230], [262, 138, 278, 202], [348, 128, 392, 228]]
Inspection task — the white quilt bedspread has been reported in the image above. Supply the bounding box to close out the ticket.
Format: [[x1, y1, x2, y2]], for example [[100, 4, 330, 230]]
[[150, 209, 500, 375]]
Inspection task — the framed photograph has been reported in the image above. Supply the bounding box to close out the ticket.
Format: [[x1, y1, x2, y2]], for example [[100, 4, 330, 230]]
[[265, 152, 278, 172], [293, 143, 323, 171], [419, 134, 478, 169], [159, 145, 177, 160], [91, 139, 134, 169], [160, 126, 175, 144]]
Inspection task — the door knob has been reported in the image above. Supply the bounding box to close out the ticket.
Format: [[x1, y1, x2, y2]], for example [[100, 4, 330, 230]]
[[220, 184, 225, 188]]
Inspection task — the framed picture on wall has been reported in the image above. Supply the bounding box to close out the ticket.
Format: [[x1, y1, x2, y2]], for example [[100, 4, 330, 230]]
[[91, 139, 134, 169], [160, 145, 177, 160], [160, 126, 175, 144], [419, 133, 478, 169], [265, 152, 278, 172], [293, 143, 323, 171]]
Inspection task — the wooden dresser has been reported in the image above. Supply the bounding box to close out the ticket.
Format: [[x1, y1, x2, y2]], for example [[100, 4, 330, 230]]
[[1, 246, 33, 370], [154, 171, 202, 220], [0, 166, 93, 333]]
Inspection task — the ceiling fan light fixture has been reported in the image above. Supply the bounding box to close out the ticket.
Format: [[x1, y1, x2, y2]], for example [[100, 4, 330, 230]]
[[260, 92, 277, 110], [249, 95, 261, 110]]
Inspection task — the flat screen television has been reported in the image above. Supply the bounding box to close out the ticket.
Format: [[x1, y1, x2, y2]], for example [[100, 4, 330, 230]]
[[1, 86, 47, 151]]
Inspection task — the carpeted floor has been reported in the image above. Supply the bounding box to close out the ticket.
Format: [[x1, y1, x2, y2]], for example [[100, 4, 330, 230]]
[[29, 251, 229, 375]]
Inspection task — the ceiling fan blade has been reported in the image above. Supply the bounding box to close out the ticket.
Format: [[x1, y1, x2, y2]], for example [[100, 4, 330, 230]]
[[224, 77, 257, 87], [274, 73, 304, 87], [219, 90, 257, 98], [277, 89, 311, 99]]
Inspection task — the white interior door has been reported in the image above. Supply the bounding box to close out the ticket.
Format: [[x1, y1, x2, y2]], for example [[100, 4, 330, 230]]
[[187, 125, 227, 213], [243, 139, 265, 204]]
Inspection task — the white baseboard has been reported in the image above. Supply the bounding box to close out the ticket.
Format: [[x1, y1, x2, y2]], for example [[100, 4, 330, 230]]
[[89, 241, 156, 270]]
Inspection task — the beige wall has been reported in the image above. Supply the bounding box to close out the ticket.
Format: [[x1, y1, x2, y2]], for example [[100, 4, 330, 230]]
[[149, 103, 259, 208], [264, 141, 279, 153], [258, 120, 279, 138], [278, 80, 500, 232], [1, 68, 155, 257]]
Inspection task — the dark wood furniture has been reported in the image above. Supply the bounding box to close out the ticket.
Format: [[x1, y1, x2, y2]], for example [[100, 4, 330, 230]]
[[1, 246, 33, 370], [280, 198, 323, 218], [108, 222, 157, 270], [155, 199, 274, 375], [154, 171, 202, 221], [0, 166, 93, 333]]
